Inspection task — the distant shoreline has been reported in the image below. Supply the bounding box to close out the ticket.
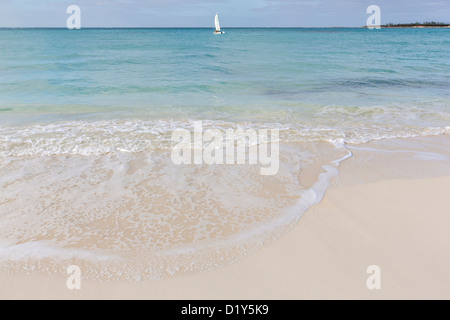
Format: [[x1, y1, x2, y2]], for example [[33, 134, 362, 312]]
[[364, 22, 450, 29], [368, 26, 450, 29]]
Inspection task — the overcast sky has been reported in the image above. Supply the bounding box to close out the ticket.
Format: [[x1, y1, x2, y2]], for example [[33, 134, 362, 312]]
[[0, 0, 449, 28]]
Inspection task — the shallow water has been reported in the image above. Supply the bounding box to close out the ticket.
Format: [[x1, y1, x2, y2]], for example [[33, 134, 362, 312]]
[[0, 28, 449, 280]]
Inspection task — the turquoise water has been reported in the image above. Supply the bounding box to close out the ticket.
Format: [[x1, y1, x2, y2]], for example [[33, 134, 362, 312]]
[[0, 28, 450, 279], [0, 28, 449, 133]]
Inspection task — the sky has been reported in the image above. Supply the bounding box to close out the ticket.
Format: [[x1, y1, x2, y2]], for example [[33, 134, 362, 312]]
[[0, 0, 449, 28]]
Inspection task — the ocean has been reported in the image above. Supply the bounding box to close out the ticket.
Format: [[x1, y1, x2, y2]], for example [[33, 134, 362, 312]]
[[0, 28, 449, 280]]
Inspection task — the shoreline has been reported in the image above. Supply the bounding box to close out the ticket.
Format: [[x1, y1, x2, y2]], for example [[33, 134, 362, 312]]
[[1, 135, 450, 299], [381, 26, 450, 29], [364, 26, 450, 28], [2, 176, 449, 299]]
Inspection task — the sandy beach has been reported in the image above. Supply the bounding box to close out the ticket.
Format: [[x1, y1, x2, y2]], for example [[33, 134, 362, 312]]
[[1, 2, 450, 303], [1, 135, 449, 300]]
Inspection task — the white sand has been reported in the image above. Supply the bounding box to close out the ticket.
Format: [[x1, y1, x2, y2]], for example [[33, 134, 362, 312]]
[[1, 136, 450, 300], [1, 174, 449, 300]]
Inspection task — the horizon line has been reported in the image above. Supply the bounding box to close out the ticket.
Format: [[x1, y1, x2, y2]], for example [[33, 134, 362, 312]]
[[0, 26, 368, 29]]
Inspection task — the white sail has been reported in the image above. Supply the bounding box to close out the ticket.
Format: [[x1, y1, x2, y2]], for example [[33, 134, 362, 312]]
[[215, 14, 221, 32]]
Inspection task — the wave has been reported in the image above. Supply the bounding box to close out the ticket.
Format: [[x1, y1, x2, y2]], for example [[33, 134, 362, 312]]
[[0, 138, 351, 280], [0, 110, 448, 279], [0, 113, 449, 157]]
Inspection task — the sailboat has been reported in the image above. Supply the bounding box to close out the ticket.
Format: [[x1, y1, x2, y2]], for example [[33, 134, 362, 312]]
[[214, 13, 225, 34]]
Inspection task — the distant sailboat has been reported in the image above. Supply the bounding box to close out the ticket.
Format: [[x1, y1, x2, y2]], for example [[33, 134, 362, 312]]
[[214, 13, 225, 34]]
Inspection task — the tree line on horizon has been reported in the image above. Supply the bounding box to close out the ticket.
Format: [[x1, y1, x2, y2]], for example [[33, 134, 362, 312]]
[[382, 21, 450, 27]]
